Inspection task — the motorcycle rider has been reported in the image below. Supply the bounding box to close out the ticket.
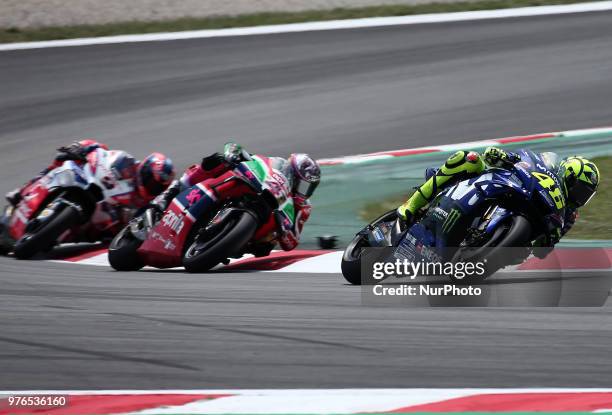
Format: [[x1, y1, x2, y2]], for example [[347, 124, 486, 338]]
[[396, 147, 599, 254], [5, 138, 176, 211], [151, 142, 321, 255]]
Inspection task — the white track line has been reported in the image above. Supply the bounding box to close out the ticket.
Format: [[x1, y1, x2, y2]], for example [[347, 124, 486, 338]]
[[2, 1, 612, 51]]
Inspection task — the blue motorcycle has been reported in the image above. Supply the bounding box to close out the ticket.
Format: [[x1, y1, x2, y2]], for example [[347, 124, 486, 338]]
[[341, 150, 566, 285]]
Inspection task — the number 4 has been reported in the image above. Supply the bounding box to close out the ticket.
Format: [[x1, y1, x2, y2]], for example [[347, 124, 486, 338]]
[[532, 172, 565, 209]]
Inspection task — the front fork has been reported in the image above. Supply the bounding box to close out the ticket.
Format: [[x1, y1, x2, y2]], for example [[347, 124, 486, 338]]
[[128, 208, 157, 241]]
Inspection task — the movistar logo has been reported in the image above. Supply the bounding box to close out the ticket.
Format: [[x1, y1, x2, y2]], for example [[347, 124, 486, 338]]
[[442, 208, 461, 233]]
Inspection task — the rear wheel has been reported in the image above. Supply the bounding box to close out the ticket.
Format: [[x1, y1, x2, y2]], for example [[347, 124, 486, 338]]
[[14, 205, 81, 259], [341, 209, 397, 285], [108, 227, 144, 271], [183, 210, 258, 273]]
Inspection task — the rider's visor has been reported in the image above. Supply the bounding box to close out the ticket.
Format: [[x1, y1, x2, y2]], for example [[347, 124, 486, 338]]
[[570, 181, 596, 207], [295, 179, 318, 198]]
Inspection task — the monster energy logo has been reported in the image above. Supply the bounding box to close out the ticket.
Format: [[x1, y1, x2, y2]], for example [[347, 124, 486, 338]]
[[442, 208, 461, 233]]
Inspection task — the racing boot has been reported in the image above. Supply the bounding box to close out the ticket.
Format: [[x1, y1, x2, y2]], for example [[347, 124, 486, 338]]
[[396, 167, 436, 226], [396, 167, 432, 228], [396, 204, 415, 231], [149, 179, 182, 216], [250, 242, 275, 258]]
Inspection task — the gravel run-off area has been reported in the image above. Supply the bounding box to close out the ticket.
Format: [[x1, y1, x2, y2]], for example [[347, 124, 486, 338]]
[[2, 0, 474, 29]]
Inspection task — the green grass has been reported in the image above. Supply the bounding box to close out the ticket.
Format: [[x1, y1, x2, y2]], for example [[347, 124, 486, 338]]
[[360, 192, 412, 223], [0, 0, 604, 43], [360, 155, 612, 240]]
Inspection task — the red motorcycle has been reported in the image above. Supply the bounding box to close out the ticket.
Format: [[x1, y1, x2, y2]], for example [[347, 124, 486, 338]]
[[108, 155, 296, 272], [0, 149, 135, 258]]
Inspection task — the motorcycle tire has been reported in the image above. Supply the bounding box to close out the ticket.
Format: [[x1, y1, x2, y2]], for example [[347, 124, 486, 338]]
[[182, 210, 258, 273], [452, 215, 532, 281], [341, 209, 397, 285], [0, 220, 11, 256], [13, 205, 80, 259], [108, 226, 145, 271]]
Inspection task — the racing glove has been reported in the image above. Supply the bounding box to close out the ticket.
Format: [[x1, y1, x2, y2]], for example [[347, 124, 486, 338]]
[[199, 143, 249, 172], [223, 142, 250, 165], [483, 147, 520, 168], [56, 142, 91, 162]]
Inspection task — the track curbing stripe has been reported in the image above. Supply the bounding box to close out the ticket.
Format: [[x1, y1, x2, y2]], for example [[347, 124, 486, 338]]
[[4, 389, 612, 415], [318, 132, 565, 165]]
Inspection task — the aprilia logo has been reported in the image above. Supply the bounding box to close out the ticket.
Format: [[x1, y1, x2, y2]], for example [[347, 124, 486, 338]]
[[162, 210, 184, 234]]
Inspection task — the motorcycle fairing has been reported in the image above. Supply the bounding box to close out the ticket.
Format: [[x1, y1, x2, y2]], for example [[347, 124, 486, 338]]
[[239, 156, 296, 222], [239, 156, 296, 240], [136, 156, 297, 269], [8, 180, 50, 240], [395, 149, 566, 264], [394, 222, 441, 264], [8, 161, 89, 240], [137, 177, 223, 269], [7, 150, 135, 243]]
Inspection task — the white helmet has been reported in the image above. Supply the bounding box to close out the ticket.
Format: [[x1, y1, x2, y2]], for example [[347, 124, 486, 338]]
[[288, 153, 321, 198]]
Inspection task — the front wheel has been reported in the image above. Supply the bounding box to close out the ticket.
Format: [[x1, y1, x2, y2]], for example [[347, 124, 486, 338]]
[[183, 210, 258, 273], [108, 226, 144, 271], [14, 205, 81, 259], [452, 215, 532, 280]]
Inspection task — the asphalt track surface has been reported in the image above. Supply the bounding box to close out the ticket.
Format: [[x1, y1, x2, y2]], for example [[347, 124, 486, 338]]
[[1, 11, 612, 389]]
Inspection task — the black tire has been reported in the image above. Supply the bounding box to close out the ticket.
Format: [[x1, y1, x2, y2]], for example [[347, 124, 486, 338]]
[[341, 209, 397, 285], [0, 220, 11, 256], [452, 215, 532, 280], [483, 215, 532, 273], [183, 210, 258, 273], [341, 235, 366, 285], [14, 206, 80, 259], [108, 227, 145, 271]]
